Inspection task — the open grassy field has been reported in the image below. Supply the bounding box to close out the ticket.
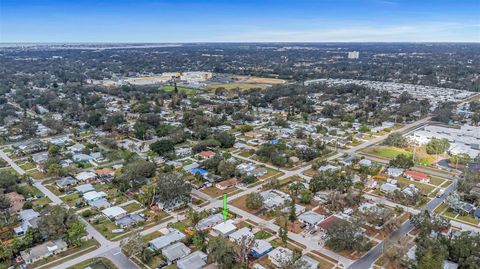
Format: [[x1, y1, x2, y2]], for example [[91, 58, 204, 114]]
[[160, 85, 198, 95], [365, 146, 412, 159], [208, 83, 268, 91]]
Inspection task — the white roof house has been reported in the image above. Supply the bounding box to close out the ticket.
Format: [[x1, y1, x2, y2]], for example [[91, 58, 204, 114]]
[[75, 171, 97, 181], [83, 191, 107, 202], [380, 183, 399, 193], [196, 213, 224, 231], [161, 242, 191, 262], [213, 219, 237, 236], [298, 211, 325, 227], [149, 228, 186, 251], [297, 255, 319, 269], [176, 250, 208, 269], [268, 247, 293, 268], [387, 167, 404, 178], [102, 206, 127, 220], [229, 227, 254, 242], [75, 183, 95, 194]]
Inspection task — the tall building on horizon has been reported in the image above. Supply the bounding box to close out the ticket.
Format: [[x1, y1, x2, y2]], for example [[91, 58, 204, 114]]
[[348, 51, 360, 59]]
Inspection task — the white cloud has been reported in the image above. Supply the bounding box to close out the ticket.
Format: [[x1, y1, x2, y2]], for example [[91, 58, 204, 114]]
[[218, 22, 480, 42]]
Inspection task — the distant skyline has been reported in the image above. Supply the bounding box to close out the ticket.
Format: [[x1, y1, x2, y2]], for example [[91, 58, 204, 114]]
[[1, 0, 479, 43]]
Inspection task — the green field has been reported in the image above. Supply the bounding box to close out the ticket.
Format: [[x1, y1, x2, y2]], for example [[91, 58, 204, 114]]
[[365, 146, 412, 159], [160, 85, 198, 95], [208, 83, 268, 91]]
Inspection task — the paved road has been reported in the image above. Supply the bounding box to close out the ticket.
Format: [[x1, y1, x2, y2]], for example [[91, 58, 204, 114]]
[[348, 179, 459, 269], [0, 149, 137, 269]]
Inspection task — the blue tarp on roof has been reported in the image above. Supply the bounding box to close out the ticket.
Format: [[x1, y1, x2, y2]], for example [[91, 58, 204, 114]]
[[271, 139, 279, 144], [191, 168, 207, 175]]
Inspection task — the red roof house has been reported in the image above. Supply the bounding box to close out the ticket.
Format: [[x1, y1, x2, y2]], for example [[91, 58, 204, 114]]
[[404, 170, 430, 183], [198, 150, 215, 159]]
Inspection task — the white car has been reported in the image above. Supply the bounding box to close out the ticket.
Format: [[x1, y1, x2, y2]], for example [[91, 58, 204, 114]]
[[436, 188, 445, 198]]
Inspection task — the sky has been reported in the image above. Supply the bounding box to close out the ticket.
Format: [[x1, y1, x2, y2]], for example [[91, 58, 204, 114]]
[[0, 0, 479, 43]]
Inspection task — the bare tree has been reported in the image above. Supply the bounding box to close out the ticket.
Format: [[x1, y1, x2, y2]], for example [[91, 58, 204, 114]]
[[232, 235, 256, 267]]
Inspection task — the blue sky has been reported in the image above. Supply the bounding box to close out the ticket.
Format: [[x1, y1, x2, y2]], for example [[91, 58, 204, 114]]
[[1, 0, 479, 42]]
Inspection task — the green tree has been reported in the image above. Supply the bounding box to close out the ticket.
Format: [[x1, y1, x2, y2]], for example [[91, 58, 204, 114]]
[[207, 236, 235, 269], [149, 139, 174, 157], [426, 138, 450, 155], [299, 189, 312, 204], [385, 133, 408, 148], [66, 221, 86, 247], [325, 218, 369, 252], [389, 154, 414, 169], [246, 193, 263, 210], [156, 172, 192, 204], [215, 132, 236, 148], [37, 205, 77, 240], [289, 200, 297, 223]]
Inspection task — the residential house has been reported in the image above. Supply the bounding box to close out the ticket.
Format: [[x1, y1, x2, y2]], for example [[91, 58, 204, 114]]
[[298, 211, 325, 229], [380, 183, 400, 193], [55, 177, 77, 188], [387, 167, 404, 178], [404, 170, 430, 183], [115, 214, 144, 228], [75, 184, 95, 194], [75, 171, 97, 182], [20, 239, 68, 264], [176, 250, 208, 269], [161, 242, 191, 263], [213, 219, 237, 236], [260, 190, 291, 210], [83, 191, 107, 203], [67, 143, 86, 153], [196, 213, 224, 231], [251, 240, 273, 258], [317, 215, 342, 233], [149, 228, 186, 251], [102, 206, 127, 220], [215, 178, 239, 190], [229, 227, 254, 242], [198, 150, 215, 159], [72, 153, 94, 163], [268, 247, 293, 268]]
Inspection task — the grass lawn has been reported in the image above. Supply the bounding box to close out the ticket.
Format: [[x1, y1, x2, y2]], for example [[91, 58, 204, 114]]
[[456, 215, 480, 225], [28, 170, 48, 179], [46, 184, 64, 195], [20, 162, 37, 170], [61, 193, 82, 207], [365, 146, 412, 159], [254, 230, 273, 240], [160, 85, 198, 95], [33, 196, 52, 207], [122, 202, 144, 213], [201, 186, 238, 198], [395, 177, 435, 195], [429, 176, 447, 186], [92, 218, 125, 239], [238, 151, 253, 158], [434, 203, 449, 214], [67, 257, 118, 269], [259, 167, 282, 180], [207, 83, 268, 91]]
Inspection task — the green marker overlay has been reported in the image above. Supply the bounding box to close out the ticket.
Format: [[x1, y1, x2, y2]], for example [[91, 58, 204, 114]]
[[222, 193, 228, 221]]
